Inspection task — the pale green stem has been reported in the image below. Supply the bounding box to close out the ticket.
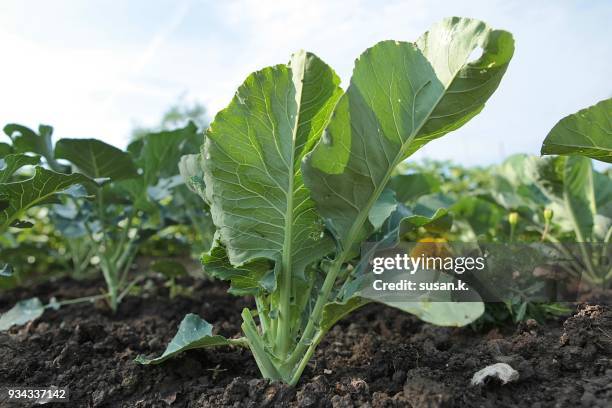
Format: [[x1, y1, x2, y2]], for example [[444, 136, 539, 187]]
[[601, 226, 612, 268], [78, 245, 96, 272], [117, 236, 139, 289], [100, 258, 119, 312], [241, 309, 282, 380], [288, 329, 325, 386], [46, 293, 109, 308], [540, 218, 550, 242], [227, 337, 250, 349], [277, 182, 296, 358], [112, 211, 134, 264]]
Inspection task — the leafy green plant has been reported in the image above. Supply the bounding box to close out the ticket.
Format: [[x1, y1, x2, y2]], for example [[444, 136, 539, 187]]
[[536, 98, 612, 285], [52, 124, 201, 311], [136, 17, 514, 385], [528, 155, 611, 285], [0, 158, 95, 235], [430, 150, 610, 323], [479, 98, 612, 286], [1, 123, 207, 326], [443, 154, 540, 242], [454, 151, 611, 286], [0, 126, 112, 325], [0, 126, 97, 276]]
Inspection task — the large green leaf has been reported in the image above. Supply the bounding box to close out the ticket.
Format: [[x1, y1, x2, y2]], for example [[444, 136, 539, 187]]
[[541, 98, 612, 163], [303, 17, 514, 249], [0, 154, 40, 182], [202, 51, 343, 342], [4, 124, 65, 172], [0, 166, 95, 231], [135, 313, 233, 364], [55, 138, 138, 181]]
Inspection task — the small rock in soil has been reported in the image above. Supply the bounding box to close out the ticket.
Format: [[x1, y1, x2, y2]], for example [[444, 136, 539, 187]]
[[470, 362, 519, 386]]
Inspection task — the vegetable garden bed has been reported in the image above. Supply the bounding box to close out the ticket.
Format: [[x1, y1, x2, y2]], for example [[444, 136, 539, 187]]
[[1, 14, 611, 408], [1, 275, 609, 407]]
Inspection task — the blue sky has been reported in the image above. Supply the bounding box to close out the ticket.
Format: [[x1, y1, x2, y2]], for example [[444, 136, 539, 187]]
[[0, 0, 610, 166]]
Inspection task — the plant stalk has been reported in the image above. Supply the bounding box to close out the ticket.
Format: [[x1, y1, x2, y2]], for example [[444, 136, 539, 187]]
[[241, 309, 282, 380], [47, 293, 109, 308]]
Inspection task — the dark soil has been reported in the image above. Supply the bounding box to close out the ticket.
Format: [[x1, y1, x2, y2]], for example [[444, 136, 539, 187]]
[[1, 276, 610, 408]]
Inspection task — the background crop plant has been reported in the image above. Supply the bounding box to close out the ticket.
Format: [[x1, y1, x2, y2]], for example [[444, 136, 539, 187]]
[[51, 124, 208, 311], [136, 17, 515, 385], [0, 122, 214, 329], [0, 125, 97, 282], [536, 98, 612, 286], [462, 99, 612, 287], [444, 98, 612, 325]]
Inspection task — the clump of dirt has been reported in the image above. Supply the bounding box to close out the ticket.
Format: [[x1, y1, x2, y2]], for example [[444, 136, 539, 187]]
[[1, 276, 610, 407]]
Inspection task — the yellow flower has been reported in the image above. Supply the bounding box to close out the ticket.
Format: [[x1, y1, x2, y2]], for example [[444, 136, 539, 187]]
[[411, 237, 452, 258]]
